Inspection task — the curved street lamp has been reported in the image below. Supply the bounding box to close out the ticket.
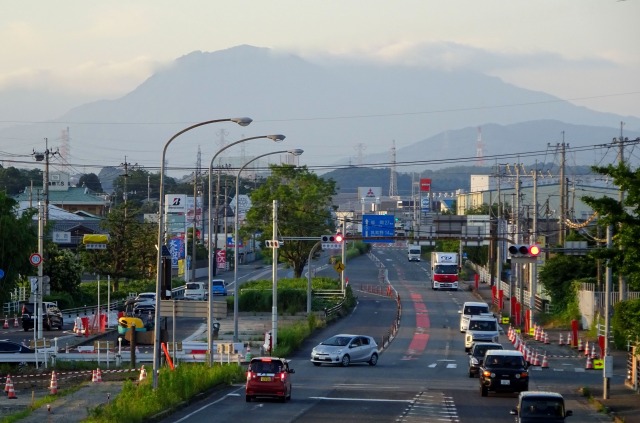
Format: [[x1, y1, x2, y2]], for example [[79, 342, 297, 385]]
[[153, 117, 251, 389], [207, 134, 285, 362], [233, 148, 304, 343]]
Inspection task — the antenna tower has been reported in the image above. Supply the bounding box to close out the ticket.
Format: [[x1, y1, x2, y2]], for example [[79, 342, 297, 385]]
[[475, 126, 485, 166], [354, 143, 367, 166], [389, 140, 398, 198]]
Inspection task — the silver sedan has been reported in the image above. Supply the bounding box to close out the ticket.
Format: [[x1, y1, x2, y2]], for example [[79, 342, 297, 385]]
[[310, 334, 379, 367]]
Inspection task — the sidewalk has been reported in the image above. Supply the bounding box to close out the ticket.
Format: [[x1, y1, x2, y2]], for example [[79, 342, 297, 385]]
[[468, 279, 639, 423]]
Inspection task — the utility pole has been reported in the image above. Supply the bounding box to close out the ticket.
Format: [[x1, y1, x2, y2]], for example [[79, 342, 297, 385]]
[[604, 225, 613, 399], [32, 138, 58, 225], [557, 137, 568, 246], [615, 122, 627, 300], [530, 166, 539, 325], [120, 156, 138, 219]]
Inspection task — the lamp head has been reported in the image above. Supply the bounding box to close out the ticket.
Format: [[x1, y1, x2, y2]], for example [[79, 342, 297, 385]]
[[232, 117, 253, 127], [289, 149, 304, 156], [268, 134, 286, 142]]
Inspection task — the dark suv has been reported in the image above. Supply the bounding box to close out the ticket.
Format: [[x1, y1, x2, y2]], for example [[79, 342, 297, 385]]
[[510, 391, 573, 422], [479, 350, 528, 397], [21, 301, 64, 331], [468, 342, 503, 377]]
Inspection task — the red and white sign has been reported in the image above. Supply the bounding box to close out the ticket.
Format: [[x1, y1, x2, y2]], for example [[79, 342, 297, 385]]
[[29, 253, 43, 267], [420, 178, 432, 192], [216, 250, 226, 269]]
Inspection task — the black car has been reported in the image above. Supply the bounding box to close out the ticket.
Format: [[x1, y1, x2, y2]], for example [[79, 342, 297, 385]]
[[21, 301, 64, 331], [0, 339, 35, 354], [510, 391, 573, 422], [480, 350, 529, 397], [468, 342, 503, 377]]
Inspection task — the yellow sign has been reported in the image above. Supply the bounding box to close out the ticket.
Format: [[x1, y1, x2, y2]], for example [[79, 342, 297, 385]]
[[83, 234, 109, 244], [593, 359, 604, 370], [501, 316, 510, 324], [334, 262, 345, 273]]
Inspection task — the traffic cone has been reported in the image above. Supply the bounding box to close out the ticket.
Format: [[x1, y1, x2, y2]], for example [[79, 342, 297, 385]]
[[13, 316, 18, 328], [4, 374, 12, 395], [558, 333, 564, 346], [139, 365, 147, 382], [3, 318, 8, 329], [541, 353, 549, 368], [91, 369, 96, 382], [585, 355, 594, 370], [544, 332, 550, 344], [590, 344, 598, 359], [49, 371, 58, 395], [5, 375, 17, 399], [567, 332, 572, 347], [578, 338, 584, 351], [584, 340, 590, 356], [533, 351, 541, 366], [94, 368, 102, 383]]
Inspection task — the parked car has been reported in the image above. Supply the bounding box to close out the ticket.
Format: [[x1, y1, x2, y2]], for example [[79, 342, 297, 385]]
[[21, 301, 64, 331], [0, 339, 35, 354], [480, 350, 529, 397], [245, 357, 294, 402], [468, 342, 504, 377], [184, 282, 207, 300], [310, 334, 379, 367], [510, 391, 573, 422], [211, 279, 228, 296], [132, 292, 156, 315]]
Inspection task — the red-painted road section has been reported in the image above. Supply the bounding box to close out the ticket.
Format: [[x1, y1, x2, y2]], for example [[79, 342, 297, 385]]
[[403, 292, 430, 359]]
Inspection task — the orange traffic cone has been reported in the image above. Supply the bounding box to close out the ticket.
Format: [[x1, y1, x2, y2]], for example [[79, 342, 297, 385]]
[[13, 316, 19, 328], [584, 340, 590, 356], [590, 343, 598, 359], [5, 375, 17, 399], [578, 338, 584, 351], [49, 371, 58, 395], [533, 351, 541, 366], [544, 332, 549, 344], [567, 333, 572, 347], [585, 355, 594, 370], [139, 365, 147, 382], [3, 318, 8, 329], [558, 333, 564, 346], [4, 374, 12, 395], [541, 353, 549, 368]]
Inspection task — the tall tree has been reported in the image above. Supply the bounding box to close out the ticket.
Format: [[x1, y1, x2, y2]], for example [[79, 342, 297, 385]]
[[582, 161, 640, 290], [242, 165, 337, 277], [0, 192, 38, 302], [44, 243, 82, 295], [77, 173, 103, 193]]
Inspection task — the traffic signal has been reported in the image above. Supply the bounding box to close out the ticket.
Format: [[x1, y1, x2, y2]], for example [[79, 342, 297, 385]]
[[508, 244, 541, 257], [321, 234, 344, 242]]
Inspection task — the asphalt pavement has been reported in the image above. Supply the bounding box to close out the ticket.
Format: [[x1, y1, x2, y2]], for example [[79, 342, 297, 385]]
[[467, 278, 639, 423]]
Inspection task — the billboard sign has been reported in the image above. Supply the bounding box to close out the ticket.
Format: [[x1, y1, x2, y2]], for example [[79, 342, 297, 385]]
[[165, 194, 187, 214], [420, 178, 432, 192]]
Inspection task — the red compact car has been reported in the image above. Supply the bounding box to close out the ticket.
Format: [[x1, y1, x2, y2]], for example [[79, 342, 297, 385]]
[[245, 357, 294, 402]]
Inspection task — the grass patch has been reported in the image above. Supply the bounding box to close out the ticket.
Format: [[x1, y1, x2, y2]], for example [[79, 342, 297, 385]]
[[0, 385, 82, 423], [85, 363, 245, 423]]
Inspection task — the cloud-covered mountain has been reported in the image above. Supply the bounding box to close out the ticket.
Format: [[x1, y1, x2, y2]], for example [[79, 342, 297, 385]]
[[1, 45, 638, 174]]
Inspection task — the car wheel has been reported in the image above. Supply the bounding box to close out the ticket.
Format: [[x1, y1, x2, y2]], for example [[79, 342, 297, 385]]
[[340, 354, 351, 367], [481, 386, 488, 397], [468, 371, 474, 378], [368, 353, 378, 366], [313, 362, 321, 367], [59, 319, 64, 330], [287, 387, 292, 401], [245, 395, 252, 402]]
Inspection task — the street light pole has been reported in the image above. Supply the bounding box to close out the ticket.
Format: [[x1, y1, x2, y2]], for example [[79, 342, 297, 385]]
[[207, 134, 285, 362], [233, 149, 303, 343], [153, 117, 251, 389]]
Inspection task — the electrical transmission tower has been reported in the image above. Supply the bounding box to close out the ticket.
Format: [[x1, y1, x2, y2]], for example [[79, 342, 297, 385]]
[[475, 126, 485, 166], [354, 143, 367, 166]]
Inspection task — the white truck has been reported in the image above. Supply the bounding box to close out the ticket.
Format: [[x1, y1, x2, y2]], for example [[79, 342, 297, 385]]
[[430, 252, 459, 290], [407, 245, 421, 262]]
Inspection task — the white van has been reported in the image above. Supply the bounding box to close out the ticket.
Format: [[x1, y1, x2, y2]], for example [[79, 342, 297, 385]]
[[184, 282, 207, 300], [407, 245, 421, 262], [458, 301, 490, 332], [464, 315, 500, 351]]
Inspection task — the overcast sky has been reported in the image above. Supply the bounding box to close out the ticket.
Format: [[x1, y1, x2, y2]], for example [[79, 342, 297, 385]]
[[2, 0, 638, 121]]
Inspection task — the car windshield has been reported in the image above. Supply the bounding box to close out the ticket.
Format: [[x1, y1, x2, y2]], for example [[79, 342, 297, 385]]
[[186, 283, 201, 289], [434, 264, 458, 275], [138, 294, 154, 300], [521, 399, 564, 417], [474, 345, 501, 357], [486, 356, 525, 367], [469, 320, 497, 331], [212, 281, 224, 287], [465, 305, 489, 315], [322, 336, 352, 346]]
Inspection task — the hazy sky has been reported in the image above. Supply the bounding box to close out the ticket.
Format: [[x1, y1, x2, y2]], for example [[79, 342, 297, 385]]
[[2, 0, 638, 118]]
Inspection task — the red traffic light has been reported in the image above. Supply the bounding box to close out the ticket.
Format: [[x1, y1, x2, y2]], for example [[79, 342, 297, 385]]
[[529, 244, 541, 256], [335, 233, 344, 243]]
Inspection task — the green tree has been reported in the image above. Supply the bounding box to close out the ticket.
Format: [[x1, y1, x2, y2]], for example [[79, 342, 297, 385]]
[[242, 165, 337, 277], [538, 255, 596, 314], [44, 243, 82, 295], [79, 203, 156, 290], [0, 192, 38, 301], [77, 173, 103, 193], [582, 161, 640, 291]]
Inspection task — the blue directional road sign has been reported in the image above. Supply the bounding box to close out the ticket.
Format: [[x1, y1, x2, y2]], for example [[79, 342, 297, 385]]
[[362, 214, 395, 243]]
